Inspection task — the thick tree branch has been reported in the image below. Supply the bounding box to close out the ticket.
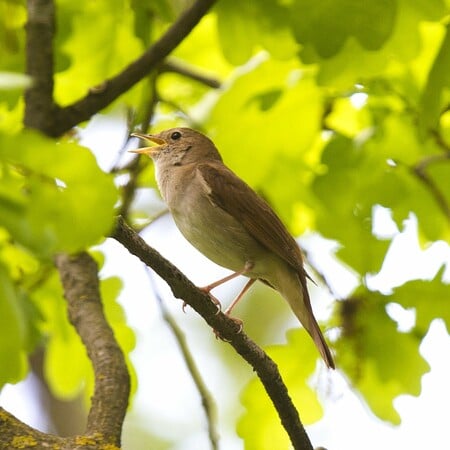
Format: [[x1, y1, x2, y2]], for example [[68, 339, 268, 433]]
[[17, 1, 131, 448], [24, 0, 60, 131], [112, 216, 314, 450], [55, 252, 130, 444], [0, 408, 62, 449], [46, 0, 218, 137]]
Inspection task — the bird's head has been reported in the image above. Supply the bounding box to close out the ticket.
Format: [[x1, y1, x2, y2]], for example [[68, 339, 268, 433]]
[[130, 127, 222, 166]]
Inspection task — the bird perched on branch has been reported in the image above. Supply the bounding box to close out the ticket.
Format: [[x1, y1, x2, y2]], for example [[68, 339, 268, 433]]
[[131, 127, 334, 369]]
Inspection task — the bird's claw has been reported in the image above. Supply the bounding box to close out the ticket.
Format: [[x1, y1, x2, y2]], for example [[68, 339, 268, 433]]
[[199, 287, 222, 314], [213, 316, 243, 341], [210, 295, 222, 315]]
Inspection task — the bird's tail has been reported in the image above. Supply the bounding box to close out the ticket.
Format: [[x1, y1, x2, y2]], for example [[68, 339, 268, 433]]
[[307, 317, 335, 369], [277, 270, 335, 369]]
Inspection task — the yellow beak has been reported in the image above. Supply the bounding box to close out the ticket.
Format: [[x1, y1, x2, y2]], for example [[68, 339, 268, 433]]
[[130, 133, 166, 156]]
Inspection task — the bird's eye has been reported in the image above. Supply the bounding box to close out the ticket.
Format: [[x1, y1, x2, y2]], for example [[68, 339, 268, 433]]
[[171, 131, 182, 140]]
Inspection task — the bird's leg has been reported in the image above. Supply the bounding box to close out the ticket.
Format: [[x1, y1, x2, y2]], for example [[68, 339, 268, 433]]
[[182, 262, 254, 314], [200, 261, 254, 293], [206, 262, 256, 340], [224, 278, 256, 317], [198, 261, 254, 315]]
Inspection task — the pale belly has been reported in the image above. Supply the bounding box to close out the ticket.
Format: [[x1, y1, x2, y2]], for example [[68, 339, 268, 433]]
[[171, 199, 273, 277]]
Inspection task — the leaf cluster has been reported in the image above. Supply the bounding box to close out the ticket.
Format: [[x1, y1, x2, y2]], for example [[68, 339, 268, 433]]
[[0, 0, 449, 447]]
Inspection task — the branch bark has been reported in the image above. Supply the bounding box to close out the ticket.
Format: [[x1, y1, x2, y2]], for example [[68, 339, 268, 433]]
[[160, 59, 221, 88], [112, 216, 314, 450], [412, 152, 450, 221], [0, 256, 130, 449], [24, 0, 59, 131], [55, 253, 130, 443], [45, 0, 218, 136]]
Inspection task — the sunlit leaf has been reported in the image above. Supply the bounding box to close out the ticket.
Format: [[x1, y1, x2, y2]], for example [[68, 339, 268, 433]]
[[0, 263, 28, 387], [38, 265, 136, 401], [54, 0, 144, 105], [305, 0, 447, 89], [419, 23, 450, 132], [312, 135, 390, 274], [206, 57, 322, 187], [216, 0, 298, 65], [0, 130, 118, 258], [335, 294, 430, 423], [391, 267, 450, 332], [289, 0, 396, 58]]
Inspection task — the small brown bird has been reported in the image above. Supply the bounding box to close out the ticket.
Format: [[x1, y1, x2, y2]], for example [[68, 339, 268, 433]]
[[131, 127, 334, 369]]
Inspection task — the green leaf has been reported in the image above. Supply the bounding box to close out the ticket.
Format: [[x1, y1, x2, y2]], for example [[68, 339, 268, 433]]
[[38, 267, 135, 401], [100, 275, 137, 400], [419, 23, 450, 132], [0, 1, 26, 73], [172, 14, 233, 79], [289, 0, 396, 58], [206, 57, 322, 187], [0, 263, 28, 387], [54, 0, 144, 105], [305, 0, 447, 90], [312, 135, 390, 274], [391, 267, 450, 332], [215, 0, 298, 65], [238, 329, 323, 449], [335, 294, 430, 423], [0, 130, 118, 258], [130, 0, 176, 46], [34, 271, 89, 398]]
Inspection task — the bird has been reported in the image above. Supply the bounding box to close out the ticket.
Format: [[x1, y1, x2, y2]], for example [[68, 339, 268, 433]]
[[130, 127, 335, 369]]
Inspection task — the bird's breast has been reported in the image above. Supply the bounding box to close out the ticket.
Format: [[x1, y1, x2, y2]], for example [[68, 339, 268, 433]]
[[168, 181, 267, 275]]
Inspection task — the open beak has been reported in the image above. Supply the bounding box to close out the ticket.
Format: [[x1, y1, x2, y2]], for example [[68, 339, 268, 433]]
[[129, 133, 166, 156]]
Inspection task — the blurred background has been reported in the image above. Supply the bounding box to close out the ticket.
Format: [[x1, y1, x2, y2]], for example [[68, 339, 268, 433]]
[[1, 0, 450, 449]]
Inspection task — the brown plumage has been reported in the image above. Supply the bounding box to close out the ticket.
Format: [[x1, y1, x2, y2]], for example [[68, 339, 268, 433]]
[[131, 127, 334, 368]]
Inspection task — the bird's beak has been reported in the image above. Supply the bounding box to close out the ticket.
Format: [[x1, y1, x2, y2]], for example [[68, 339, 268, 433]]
[[129, 133, 166, 156]]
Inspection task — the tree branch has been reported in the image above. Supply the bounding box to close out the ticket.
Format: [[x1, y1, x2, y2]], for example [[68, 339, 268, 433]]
[[47, 0, 218, 137], [55, 252, 130, 445], [112, 216, 314, 450], [412, 152, 450, 221], [24, 0, 60, 131], [0, 408, 63, 449], [160, 59, 221, 88]]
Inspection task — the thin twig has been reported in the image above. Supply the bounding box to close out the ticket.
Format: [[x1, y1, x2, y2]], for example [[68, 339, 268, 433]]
[[160, 59, 221, 88], [412, 159, 450, 220], [412, 148, 450, 220], [146, 268, 219, 450], [430, 128, 450, 153]]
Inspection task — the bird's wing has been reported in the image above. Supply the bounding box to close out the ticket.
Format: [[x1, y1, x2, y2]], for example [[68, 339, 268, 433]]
[[196, 162, 306, 274]]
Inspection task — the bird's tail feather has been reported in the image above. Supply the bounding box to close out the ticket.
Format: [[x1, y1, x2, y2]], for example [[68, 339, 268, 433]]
[[308, 318, 335, 369], [281, 277, 335, 369]]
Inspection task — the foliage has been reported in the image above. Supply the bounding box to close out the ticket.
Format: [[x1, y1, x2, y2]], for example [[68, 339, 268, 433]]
[[1, 0, 449, 447]]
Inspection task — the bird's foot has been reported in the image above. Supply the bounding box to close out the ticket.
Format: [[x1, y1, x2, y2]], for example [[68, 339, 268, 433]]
[[213, 315, 243, 341], [182, 293, 221, 315], [228, 316, 243, 333], [199, 287, 222, 314]]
